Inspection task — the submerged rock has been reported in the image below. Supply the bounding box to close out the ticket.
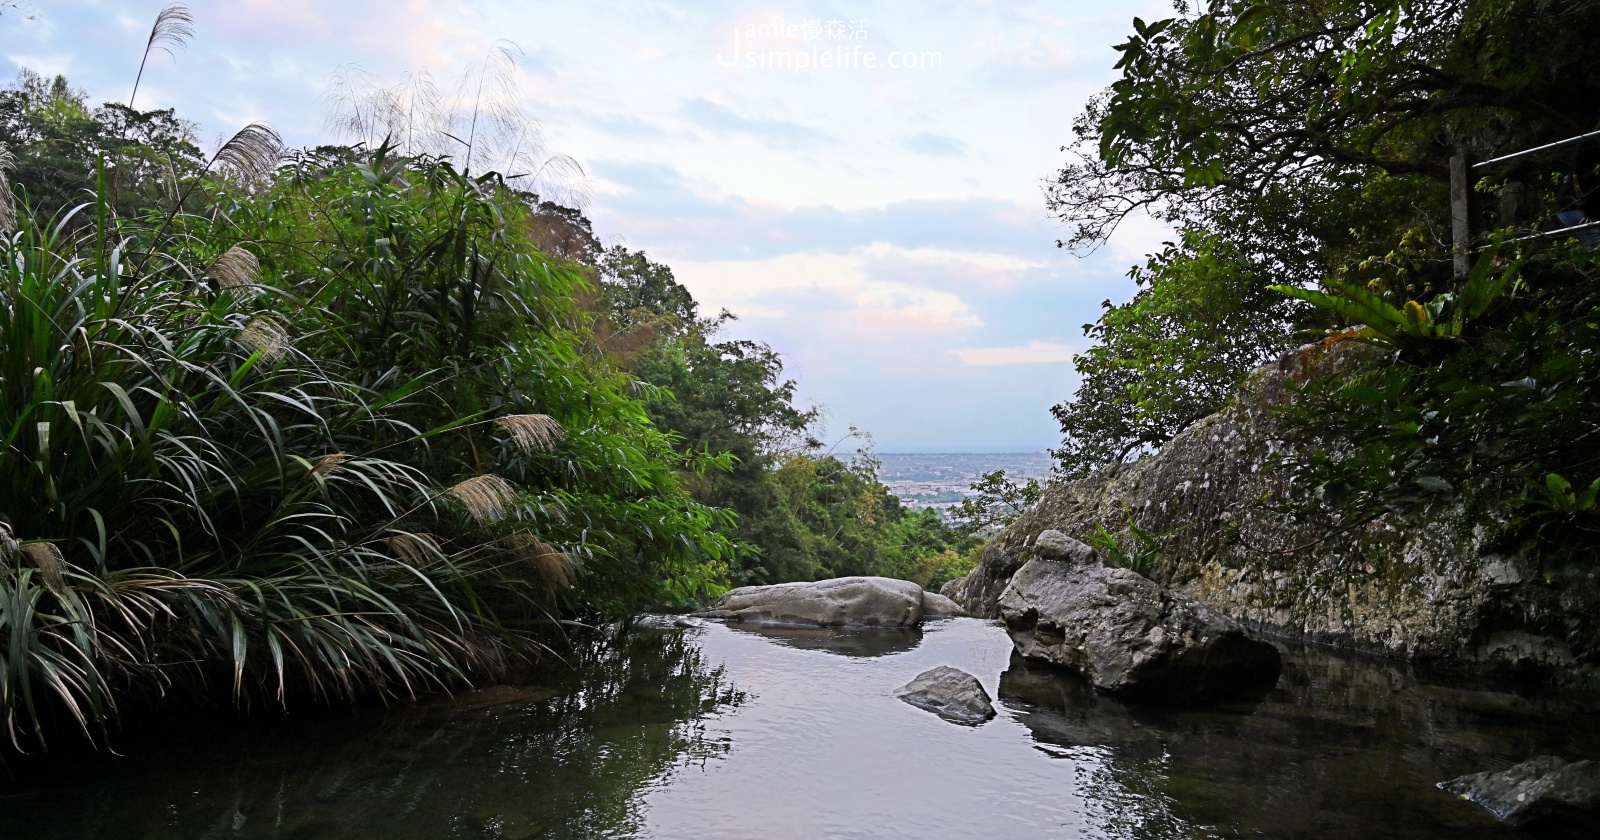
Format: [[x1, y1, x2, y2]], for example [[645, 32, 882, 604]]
[[894, 666, 995, 724], [999, 537, 1281, 703], [921, 591, 967, 618], [1439, 756, 1600, 826], [695, 576, 925, 627]]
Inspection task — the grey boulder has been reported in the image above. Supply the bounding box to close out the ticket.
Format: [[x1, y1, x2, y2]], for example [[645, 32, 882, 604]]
[[1033, 529, 1100, 565], [921, 591, 967, 617], [999, 537, 1280, 703], [894, 666, 995, 724], [696, 576, 925, 627], [1439, 756, 1600, 826]]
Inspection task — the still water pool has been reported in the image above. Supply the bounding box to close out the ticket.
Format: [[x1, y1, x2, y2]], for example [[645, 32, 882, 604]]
[[3, 617, 1596, 838]]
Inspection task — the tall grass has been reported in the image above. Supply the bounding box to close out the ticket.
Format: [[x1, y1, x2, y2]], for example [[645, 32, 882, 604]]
[[0, 138, 733, 750]]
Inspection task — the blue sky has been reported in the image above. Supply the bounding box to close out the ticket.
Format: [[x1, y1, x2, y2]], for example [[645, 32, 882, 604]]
[[2, 0, 1171, 452]]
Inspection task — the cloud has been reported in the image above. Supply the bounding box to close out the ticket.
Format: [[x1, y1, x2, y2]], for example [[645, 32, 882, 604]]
[[590, 160, 1056, 261], [980, 35, 1084, 86], [902, 131, 965, 156], [951, 340, 1076, 366], [669, 252, 983, 331], [680, 97, 833, 149]]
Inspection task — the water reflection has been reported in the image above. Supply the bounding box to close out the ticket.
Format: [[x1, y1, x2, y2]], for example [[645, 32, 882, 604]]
[[0, 628, 745, 840], [1000, 646, 1600, 838], [7, 620, 1600, 839], [724, 623, 923, 658]]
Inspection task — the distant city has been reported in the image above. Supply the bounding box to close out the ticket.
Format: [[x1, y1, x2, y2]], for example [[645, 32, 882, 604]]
[[870, 452, 1056, 514]]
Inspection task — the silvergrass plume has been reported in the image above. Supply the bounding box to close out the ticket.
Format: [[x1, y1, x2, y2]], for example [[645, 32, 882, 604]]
[[310, 453, 348, 476], [237, 314, 289, 362], [206, 245, 260, 292], [323, 45, 589, 207], [20, 542, 66, 595], [502, 532, 575, 591], [212, 123, 285, 185], [386, 532, 443, 567], [0, 142, 14, 234], [129, 4, 193, 109], [447, 474, 517, 522], [495, 414, 565, 453]]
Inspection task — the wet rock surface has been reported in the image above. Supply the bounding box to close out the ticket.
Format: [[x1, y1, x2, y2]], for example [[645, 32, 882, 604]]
[[1439, 755, 1600, 826], [695, 576, 925, 627], [893, 666, 995, 724], [999, 538, 1281, 702]]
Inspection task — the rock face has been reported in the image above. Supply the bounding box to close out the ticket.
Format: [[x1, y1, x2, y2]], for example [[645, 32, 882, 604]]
[[1439, 756, 1600, 826], [947, 340, 1600, 693], [920, 591, 967, 618], [696, 576, 925, 627], [999, 537, 1281, 702], [893, 666, 995, 724]]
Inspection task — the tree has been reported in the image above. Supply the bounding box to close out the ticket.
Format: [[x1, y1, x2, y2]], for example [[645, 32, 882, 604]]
[[951, 470, 1045, 534], [0, 69, 206, 222], [1046, 0, 1600, 478], [1052, 230, 1304, 476], [1049, 0, 1600, 256]]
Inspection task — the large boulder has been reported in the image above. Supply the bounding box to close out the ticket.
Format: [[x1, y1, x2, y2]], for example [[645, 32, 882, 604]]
[[695, 576, 925, 627], [999, 537, 1281, 702], [946, 340, 1600, 694], [1439, 756, 1600, 826], [894, 666, 995, 724], [920, 591, 967, 618]]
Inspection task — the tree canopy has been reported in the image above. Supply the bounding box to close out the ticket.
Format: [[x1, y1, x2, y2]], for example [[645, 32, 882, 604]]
[[1048, 0, 1600, 479]]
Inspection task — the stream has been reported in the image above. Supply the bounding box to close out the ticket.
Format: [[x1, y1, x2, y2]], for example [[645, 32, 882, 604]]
[[2, 617, 1596, 838]]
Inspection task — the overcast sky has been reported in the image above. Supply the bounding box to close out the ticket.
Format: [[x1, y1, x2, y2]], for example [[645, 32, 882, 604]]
[[2, 0, 1171, 452]]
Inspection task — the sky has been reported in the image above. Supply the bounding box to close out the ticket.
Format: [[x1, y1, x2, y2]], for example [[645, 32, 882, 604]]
[[1, 0, 1172, 452]]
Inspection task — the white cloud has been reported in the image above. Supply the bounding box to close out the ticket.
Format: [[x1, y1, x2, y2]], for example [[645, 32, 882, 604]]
[[671, 251, 982, 330], [951, 340, 1075, 366]]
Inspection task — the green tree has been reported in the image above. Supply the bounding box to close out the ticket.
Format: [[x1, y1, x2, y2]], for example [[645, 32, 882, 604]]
[[1052, 230, 1304, 476], [951, 470, 1045, 534], [0, 69, 206, 221], [1047, 0, 1600, 477]]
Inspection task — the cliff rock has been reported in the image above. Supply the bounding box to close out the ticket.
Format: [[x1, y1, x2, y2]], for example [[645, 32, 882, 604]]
[[947, 340, 1600, 692]]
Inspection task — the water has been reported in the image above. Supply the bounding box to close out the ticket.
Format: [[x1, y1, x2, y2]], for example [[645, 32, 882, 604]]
[[3, 618, 1596, 838]]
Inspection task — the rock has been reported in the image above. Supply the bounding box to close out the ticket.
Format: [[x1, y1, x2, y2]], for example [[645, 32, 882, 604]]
[[893, 666, 995, 724], [1439, 756, 1600, 826], [921, 591, 967, 617], [1033, 529, 1099, 565], [938, 573, 968, 603], [999, 554, 1281, 702], [695, 576, 925, 627], [945, 339, 1600, 695]]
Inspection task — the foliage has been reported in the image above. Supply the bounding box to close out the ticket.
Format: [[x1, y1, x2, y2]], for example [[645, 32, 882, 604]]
[[1049, 0, 1600, 255], [1048, 0, 1600, 503], [575, 241, 977, 588], [1052, 229, 1306, 476], [951, 470, 1044, 535], [1272, 242, 1521, 354], [0, 69, 205, 221], [1268, 246, 1600, 564], [0, 124, 734, 750], [1088, 513, 1185, 577]]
